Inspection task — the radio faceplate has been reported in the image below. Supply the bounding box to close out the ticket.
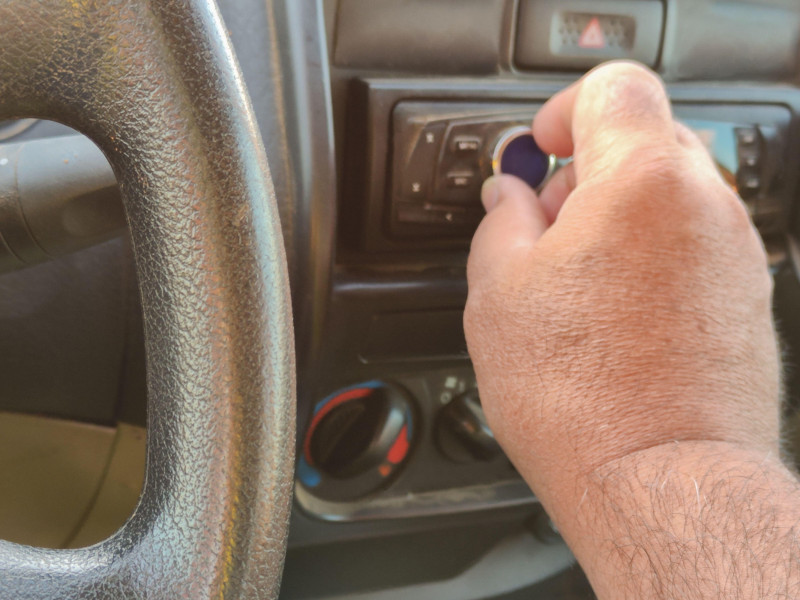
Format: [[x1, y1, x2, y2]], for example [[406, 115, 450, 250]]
[[390, 103, 545, 239], [343, 79, 794, 254], [388, 102, 790, 241], [676, 106, 790, 238]]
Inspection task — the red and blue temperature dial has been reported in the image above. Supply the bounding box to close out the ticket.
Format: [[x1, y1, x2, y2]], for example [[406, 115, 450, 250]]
[[297, 381, 415, 501]]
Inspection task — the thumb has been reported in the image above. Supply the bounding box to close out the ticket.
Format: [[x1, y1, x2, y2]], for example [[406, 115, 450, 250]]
[[467, 174, 549, 287]]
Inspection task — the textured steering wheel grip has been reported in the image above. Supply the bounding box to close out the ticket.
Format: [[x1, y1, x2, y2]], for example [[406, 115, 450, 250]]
[[0, 1, 295, 599]]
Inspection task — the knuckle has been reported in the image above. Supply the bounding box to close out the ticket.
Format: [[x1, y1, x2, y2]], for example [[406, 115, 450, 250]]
[[582, 61, 667, 116], [588, 144, 684, 202], [629, 147, 684, 184], [597, 60, 659, 82], [600, 61, 664, 95]]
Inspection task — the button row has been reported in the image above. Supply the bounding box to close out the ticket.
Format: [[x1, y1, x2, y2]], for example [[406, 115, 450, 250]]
[[736, 126, 762, 200], [389, 107, 543, 239], [399, 123, 487, 205], [435, 122, 493, 205], [392, 118, 501, 238], [404, 126, 485, 202]]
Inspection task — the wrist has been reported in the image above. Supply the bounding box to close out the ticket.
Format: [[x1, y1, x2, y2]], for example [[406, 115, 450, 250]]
[[534, 440, 800, 600]]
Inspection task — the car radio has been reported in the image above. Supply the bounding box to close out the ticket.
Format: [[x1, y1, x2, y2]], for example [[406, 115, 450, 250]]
[[343, 80, 792, 254], [388, 102, 789, 241]]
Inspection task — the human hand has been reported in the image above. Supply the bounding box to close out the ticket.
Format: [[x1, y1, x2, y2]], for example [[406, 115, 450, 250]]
[[465, 60, 780, 511]]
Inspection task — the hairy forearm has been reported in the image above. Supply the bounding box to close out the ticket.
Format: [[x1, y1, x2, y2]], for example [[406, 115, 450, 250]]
[[541, 442, 800, 600]]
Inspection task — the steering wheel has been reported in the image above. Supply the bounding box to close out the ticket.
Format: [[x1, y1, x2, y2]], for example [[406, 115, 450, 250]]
[[0, 0, 295, 597]]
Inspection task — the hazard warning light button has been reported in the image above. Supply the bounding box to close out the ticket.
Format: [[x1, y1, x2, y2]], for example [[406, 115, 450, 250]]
[[577, 17, 609, 50], [515, 0, 663, 70]]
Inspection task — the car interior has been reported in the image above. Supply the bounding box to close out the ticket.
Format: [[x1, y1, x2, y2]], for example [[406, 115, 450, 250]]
[[1, 0, 800, 598]]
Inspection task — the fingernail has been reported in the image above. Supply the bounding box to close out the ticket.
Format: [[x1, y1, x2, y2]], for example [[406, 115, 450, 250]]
[[482, 176, 500, 212]]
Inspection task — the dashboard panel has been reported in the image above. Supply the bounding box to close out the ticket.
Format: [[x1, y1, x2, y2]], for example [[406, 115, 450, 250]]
[[346, 81, 794, 254], [298, 83, 799, 531], [283, 1, 800, 598]]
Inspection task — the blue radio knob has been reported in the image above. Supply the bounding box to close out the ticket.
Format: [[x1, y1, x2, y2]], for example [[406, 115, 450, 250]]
[[491, 126, 555, 190]]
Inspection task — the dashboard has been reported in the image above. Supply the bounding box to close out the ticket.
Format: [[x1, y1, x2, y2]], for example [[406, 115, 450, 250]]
[[1, 0, 800, 598], [285, 1, 800, 598]]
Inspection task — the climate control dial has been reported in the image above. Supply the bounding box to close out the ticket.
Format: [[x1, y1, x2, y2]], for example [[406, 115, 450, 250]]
[[297, 381, 415, 501]]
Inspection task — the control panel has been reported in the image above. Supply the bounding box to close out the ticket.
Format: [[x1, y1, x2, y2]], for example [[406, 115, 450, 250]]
[[390, 102, 554, 238], [389, 102, 789, 242], [679, 116, 783, 229], [325, 83, 797, 521], [346, 80, 793, 253], [295, 368, 529, 521]]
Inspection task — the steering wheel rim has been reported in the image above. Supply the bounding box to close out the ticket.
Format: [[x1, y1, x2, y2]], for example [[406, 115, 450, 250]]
[[0, 0, 295, 597]]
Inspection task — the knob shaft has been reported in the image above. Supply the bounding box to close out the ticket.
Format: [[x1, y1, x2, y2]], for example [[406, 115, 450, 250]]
[[436, 389, 502, 462]]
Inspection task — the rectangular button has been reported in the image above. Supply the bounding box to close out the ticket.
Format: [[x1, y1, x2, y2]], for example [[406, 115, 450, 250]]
[[738, 147, 759, 169], [395, 204, 461, 225], [515, 0, 663, 70], [446, 170, 477, 189], [396, 204, 438, 225], [737, 168, 760, 199], [452, 135, 482, 155], [736, 127, 760, 146]]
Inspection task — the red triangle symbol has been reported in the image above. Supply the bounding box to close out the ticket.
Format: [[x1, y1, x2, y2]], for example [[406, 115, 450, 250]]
[[578, 17, 606, 49]]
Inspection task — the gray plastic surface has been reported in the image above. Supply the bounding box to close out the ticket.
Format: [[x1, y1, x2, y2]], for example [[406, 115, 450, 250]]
[[0, 238, 127, 424], [661, 0, 800, 81], [334, 0, 506, 73], [0, 135, 124, 271], [299, 531, 575, 600], [515, 0, 664, 70]]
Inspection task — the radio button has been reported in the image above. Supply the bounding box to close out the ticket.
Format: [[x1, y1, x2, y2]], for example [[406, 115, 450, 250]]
[[395, 203, 481, 227], [738, 169, 761, 199], [401, 122, 446, 202], [736, 127, 760, 147], [451, 135, 482, 155], [739, 148, 759, 168], [446, 169, 478, 189]]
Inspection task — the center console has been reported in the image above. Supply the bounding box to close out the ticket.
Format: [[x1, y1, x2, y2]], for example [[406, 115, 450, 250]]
[[294, 78, 797, 528]]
